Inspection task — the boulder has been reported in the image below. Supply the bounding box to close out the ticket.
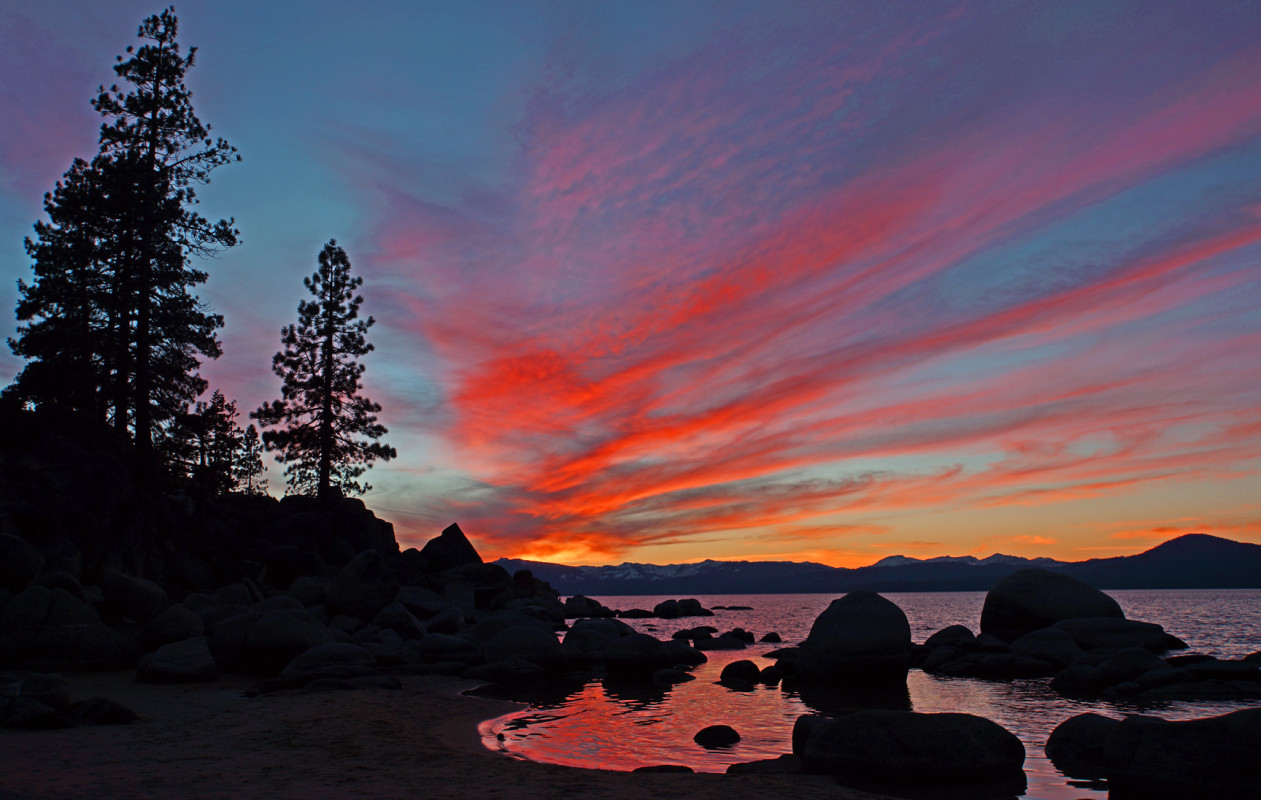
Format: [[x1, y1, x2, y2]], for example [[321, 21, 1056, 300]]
[[1010, 627, 1086, 667], [563, 595, 615, 618], [980, 569, 1122, 642], [68, 696, 139, 725], [802, 710, 1025, 793], [924, 624, 975, 649], [137, 636, 217, 683], [1051, 663, 1106, 695], [719, 660, 761, 687], [396, 586, 451, 620], [423, 606, 465, 635], [603, 633, 674, 679], [1045, 712, 1120, 778], [288, 575, 330, 607], [416, 633, 483, 665], [1051, 617, 1175, 652], [418, 523, 482, 573], [1103, 709, 1261, 797], [281, 642, 378, 682], [18, 672, 69, 710], [484, 625, 561, 666], [1098, 647, 1168, 686], [100, 567, 168, 624], [141, 606, 206, 651], [371, 601, 425, 639], [0, 533, 44, 592], [792, 591, 911, 681], [326, 550, 399, 620], [562, 617, 629, 657], [662, 639, 707, 667], [262, 546, 328, 590], [694, 724, 740, 748]]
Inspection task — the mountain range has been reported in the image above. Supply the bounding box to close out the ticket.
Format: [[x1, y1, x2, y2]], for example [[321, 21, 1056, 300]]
[[494, 534, 1261, 596]]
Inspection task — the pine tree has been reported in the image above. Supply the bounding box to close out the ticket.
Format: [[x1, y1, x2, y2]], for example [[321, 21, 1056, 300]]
[[234, 424, 268, 495], [253, 241, 396, 498], [90, 7, 239, 469]]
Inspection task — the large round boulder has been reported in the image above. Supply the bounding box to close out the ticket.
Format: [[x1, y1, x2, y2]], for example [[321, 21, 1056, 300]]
[[980, 569, 1122, 642], [603, 632, 674, 679], [1045, 713, 1120, 779], [802, 710, 1025, 793], [793, 591, 911, 681], [562, 617, 630, 658], [100, 568, 169, 624]]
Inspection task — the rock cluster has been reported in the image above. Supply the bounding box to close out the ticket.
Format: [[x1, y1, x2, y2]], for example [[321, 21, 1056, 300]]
[[1047, 709, 1261, 797]]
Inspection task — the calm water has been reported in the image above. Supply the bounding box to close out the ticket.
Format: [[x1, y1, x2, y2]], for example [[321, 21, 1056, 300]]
[[479, 589, 1261, 800]]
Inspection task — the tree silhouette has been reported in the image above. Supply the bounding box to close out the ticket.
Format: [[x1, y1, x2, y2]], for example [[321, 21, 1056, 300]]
[[253, 241, 395, 499], [234, 424, 268, 496], [7, 8, 238, 476]]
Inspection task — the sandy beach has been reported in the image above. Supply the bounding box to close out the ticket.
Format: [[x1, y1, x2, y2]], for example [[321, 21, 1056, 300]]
[[0, 673, 885, 800]]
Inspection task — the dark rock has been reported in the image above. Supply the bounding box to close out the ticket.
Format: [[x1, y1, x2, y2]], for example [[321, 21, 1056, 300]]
[[19, 672, 69, 709], [677, 598, 712, 616], [137, 636, 217, 683], [484, 625, 561, 666], [792, 714, 829, 757], [262, 546, 328, 590], [419, 523, 482, 573], [33, 570, 84, 598], [281, 642, 377, 681], [1184, 659, 1261, 682], [0, 533, 44, 592], [633, 765, 693, 773], [1098, 647, 1168, 685], [326, 550, 399, 621], [562, 617, 630, 658], [973, 632, 1010, 653], [802, 710, 1025, 790], [726, 755, 801, 774], [653, 599, 683, 619], [719, 660, 761, 686], [1052, 617, 1173, 651], [288, 575, 330, 607], [924, 624, 975, 649], [791, 591, 911, 681], [981, 569, 1122, 642], [616, 608, 653, 618], [921, 646, 964, 673], [1052, 663, 1106, 694], [371, 601, 425, 639], [396, 586, 451, 620], [430, 562, 513, 612], [662, 638, 707, 667], [416, 632, 482, 664], [1010, 627, 1085, 667], [694, 724, 740, 748], [694, 634, 746, 651], [4, 697, 68, 729], [100, 567, 168, 624], [1103, 708, 1261, 797], [1045, 712, 1120, 779], [603, 633, 673, 679], [69, 696, 139, 725], [759, 632, 781, 643], [563, 595, 615, 618], [463, 659, 546, 684], [652, 667, 695, 685], [423, 606, 465, 635], [141, 606, 205, 651]]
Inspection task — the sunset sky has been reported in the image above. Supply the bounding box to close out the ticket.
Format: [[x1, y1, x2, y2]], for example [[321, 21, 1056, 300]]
[[2, 1, 1259, 567]]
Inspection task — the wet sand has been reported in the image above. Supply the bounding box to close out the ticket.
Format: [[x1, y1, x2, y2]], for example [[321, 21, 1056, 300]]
[[0, 673, 885, 800]]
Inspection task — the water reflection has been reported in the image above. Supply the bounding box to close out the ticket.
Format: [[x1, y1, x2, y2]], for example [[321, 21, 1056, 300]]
[[782, 674, 912, 715], [479, 591, 1261, 799]]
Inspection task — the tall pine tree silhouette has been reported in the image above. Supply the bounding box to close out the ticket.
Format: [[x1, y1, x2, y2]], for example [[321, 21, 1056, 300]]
[[92, 7, 239, 473], [7, 8, 237, 477], [253, 241, 395, 499]]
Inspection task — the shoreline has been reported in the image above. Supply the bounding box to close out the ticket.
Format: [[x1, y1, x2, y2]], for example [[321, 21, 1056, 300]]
[[0, 672, 885, 800]]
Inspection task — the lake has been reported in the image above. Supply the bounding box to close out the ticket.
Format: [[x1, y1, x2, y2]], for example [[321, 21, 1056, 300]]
[[478, 589, 1261, 800]]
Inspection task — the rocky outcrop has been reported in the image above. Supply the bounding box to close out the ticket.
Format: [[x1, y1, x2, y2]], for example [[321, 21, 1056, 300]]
[[980, 569, 1123, 641], [800, 710, 1026, 795], [137, 636, 217, 683], [1048, 709, 1261, 797], [603, 632, 674, 679], [418, 523, 481, 573]]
